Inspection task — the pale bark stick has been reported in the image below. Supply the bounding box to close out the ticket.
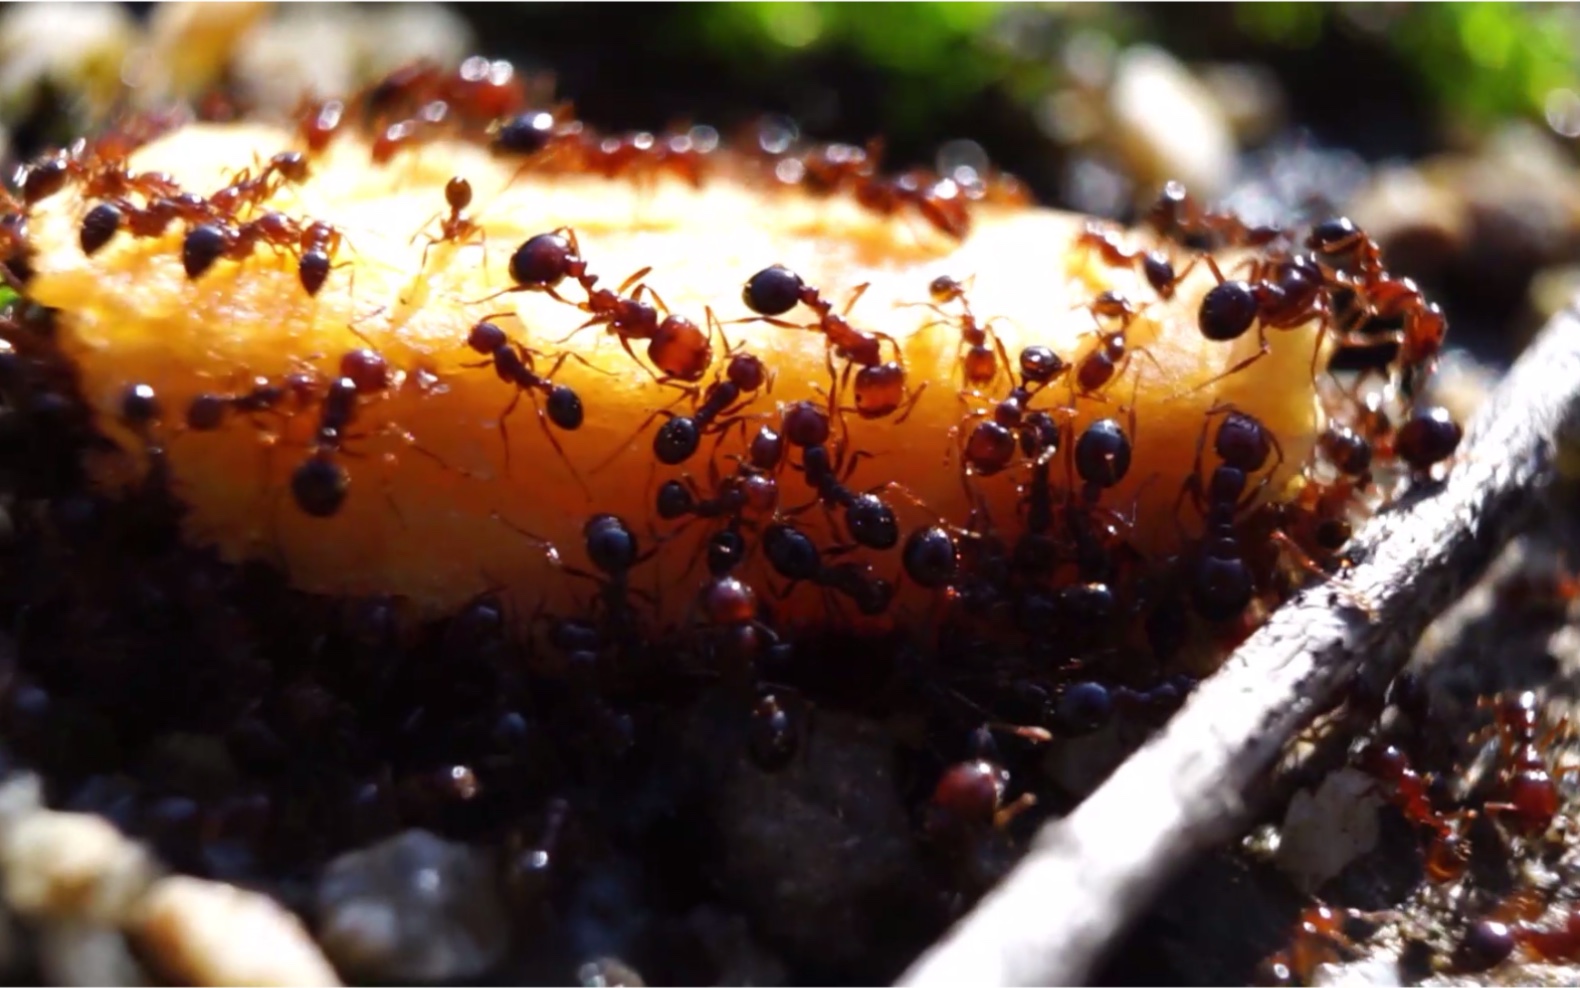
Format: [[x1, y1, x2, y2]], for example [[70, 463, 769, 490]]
[[898, 305, 1580, 987]]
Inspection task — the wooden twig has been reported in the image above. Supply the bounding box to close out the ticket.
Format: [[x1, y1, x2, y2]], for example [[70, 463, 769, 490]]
[[898, 305, 1580, 988]]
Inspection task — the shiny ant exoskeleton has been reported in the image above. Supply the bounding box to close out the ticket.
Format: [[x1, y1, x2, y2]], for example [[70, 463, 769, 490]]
[[291, 375, 359, 518], [909, 274, 1012, 390], [208, 151, 310, 216], [1073, 290, 1164, 400], [463, 319, 587, 480], [184, 375, 298, 432], [298, 220, 348, 296], [1178, 405, 1285, 621], [761, 521, 895, 616], [1391, 405, 1462, 479], [775, 400, 900, 551], [741, 264, 921, 420], [1189, 251, 1330, 394], [1073, 223, 1189, 300], [1476, 690, 1568, 839], [924, 757, 1035, 841], [606, 350, 771, 470], [483, 228, 716, 385], [957, 344, 1070, 479], [902, 525, 961, 590], [1353, 741, 1470, 885], [414, 176, 485, 269], [181, 211, 302, 281]]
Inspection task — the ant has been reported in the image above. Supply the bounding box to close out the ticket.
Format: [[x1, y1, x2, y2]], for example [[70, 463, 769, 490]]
[[414, 176, 486, 269], [1390, 405, 1462, 480], [902, 524, 961, 590], [479, 229, 716, 385], [1255, 903, 1383, 987], [181, 211, 302, 281], [1146, 180, 1283, 251], [603, 350, 769, 470], [298, 220, 348, 296], [1176, 405, 1286, 622], [761, 522, 895, 616], [777, 399, 901, 551], [208, 151, 310, 216], [1072, 223, 1190, 300], [518, 514, 658, 641], [1352, 741, 1471, 885], [17, 143, 181, 206], [741, 264, 922, 421], [1476, 690, 1569, 839], [909, 274, 1012, 390], [299, 97, 346, 154], [955, 344, 1070, 480], [924, 757, 1036, 842], [1072, 290, 1165, 400], [1305, 217, 1447, 389], [1185, 250, 1330, 395], [462, 319, 588, 482], [184, 375, 297, 432], [291, 375, 360, 518]]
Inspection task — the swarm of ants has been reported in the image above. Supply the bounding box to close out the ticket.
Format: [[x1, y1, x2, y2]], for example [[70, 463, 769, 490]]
[[0, 54, 1494, 984]]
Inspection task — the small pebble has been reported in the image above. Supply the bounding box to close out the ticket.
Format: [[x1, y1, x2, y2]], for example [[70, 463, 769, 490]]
[[1, 810, 156, 923], [133, 875, 341, 987], [316, 828, 507, 983]]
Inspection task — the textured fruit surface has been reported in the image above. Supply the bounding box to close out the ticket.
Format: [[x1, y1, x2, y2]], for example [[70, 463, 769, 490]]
[[22, 123, 1326, 629]]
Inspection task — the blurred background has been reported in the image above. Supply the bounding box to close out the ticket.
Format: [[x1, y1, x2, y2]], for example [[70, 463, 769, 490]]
[[5, 1, 1580, 370]]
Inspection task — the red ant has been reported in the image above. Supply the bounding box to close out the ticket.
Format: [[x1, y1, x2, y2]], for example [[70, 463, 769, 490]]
[[208, 151, 310, 216], [477, 229, 716, 386], [462, 319, 591, 487], [1476, 690, 1570, 839], [760, 521, 895, 617], [909, 274, 1012, 390], [954, 344, 1069, 480], [1352, 741, 1471, 884], [1255, 903, 1385, 986], [741, 264, 922, 421], [626, 349, 770, 470], [181, 211, 302, 280], [1174, 404, 1287, 622], [1146, 180, 1284, 251], [1072, 289, 1165, 400], [16, 142, 181, 206], [1073, 223, 1190, 300], [1184, 250, 1331, 396], [298, 220, 349, 296], [291, 375, 360, 518], [299, 98, 347, 154], [413, 176, 486, 269]]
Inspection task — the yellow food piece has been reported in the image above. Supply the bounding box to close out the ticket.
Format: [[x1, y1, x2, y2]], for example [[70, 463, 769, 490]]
[[21, 124, 1328, 633]]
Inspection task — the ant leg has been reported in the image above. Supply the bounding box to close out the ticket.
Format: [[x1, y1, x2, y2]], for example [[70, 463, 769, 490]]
[[1269, 530, 1376, 618], [1177, 323, 1274, 399], [589, 407, 677, 475], [617, 265, 655, 296], [532, 397, 591, 501], [494, 389, 523, 475], [893, 380, 928, 425], [841, 282, 872, 318]]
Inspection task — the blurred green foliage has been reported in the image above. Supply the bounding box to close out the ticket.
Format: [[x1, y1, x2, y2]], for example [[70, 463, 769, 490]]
[[682, 2, 1580, 140], [677, 2, 1019, 133], [1238, 3, 1580, 129]]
